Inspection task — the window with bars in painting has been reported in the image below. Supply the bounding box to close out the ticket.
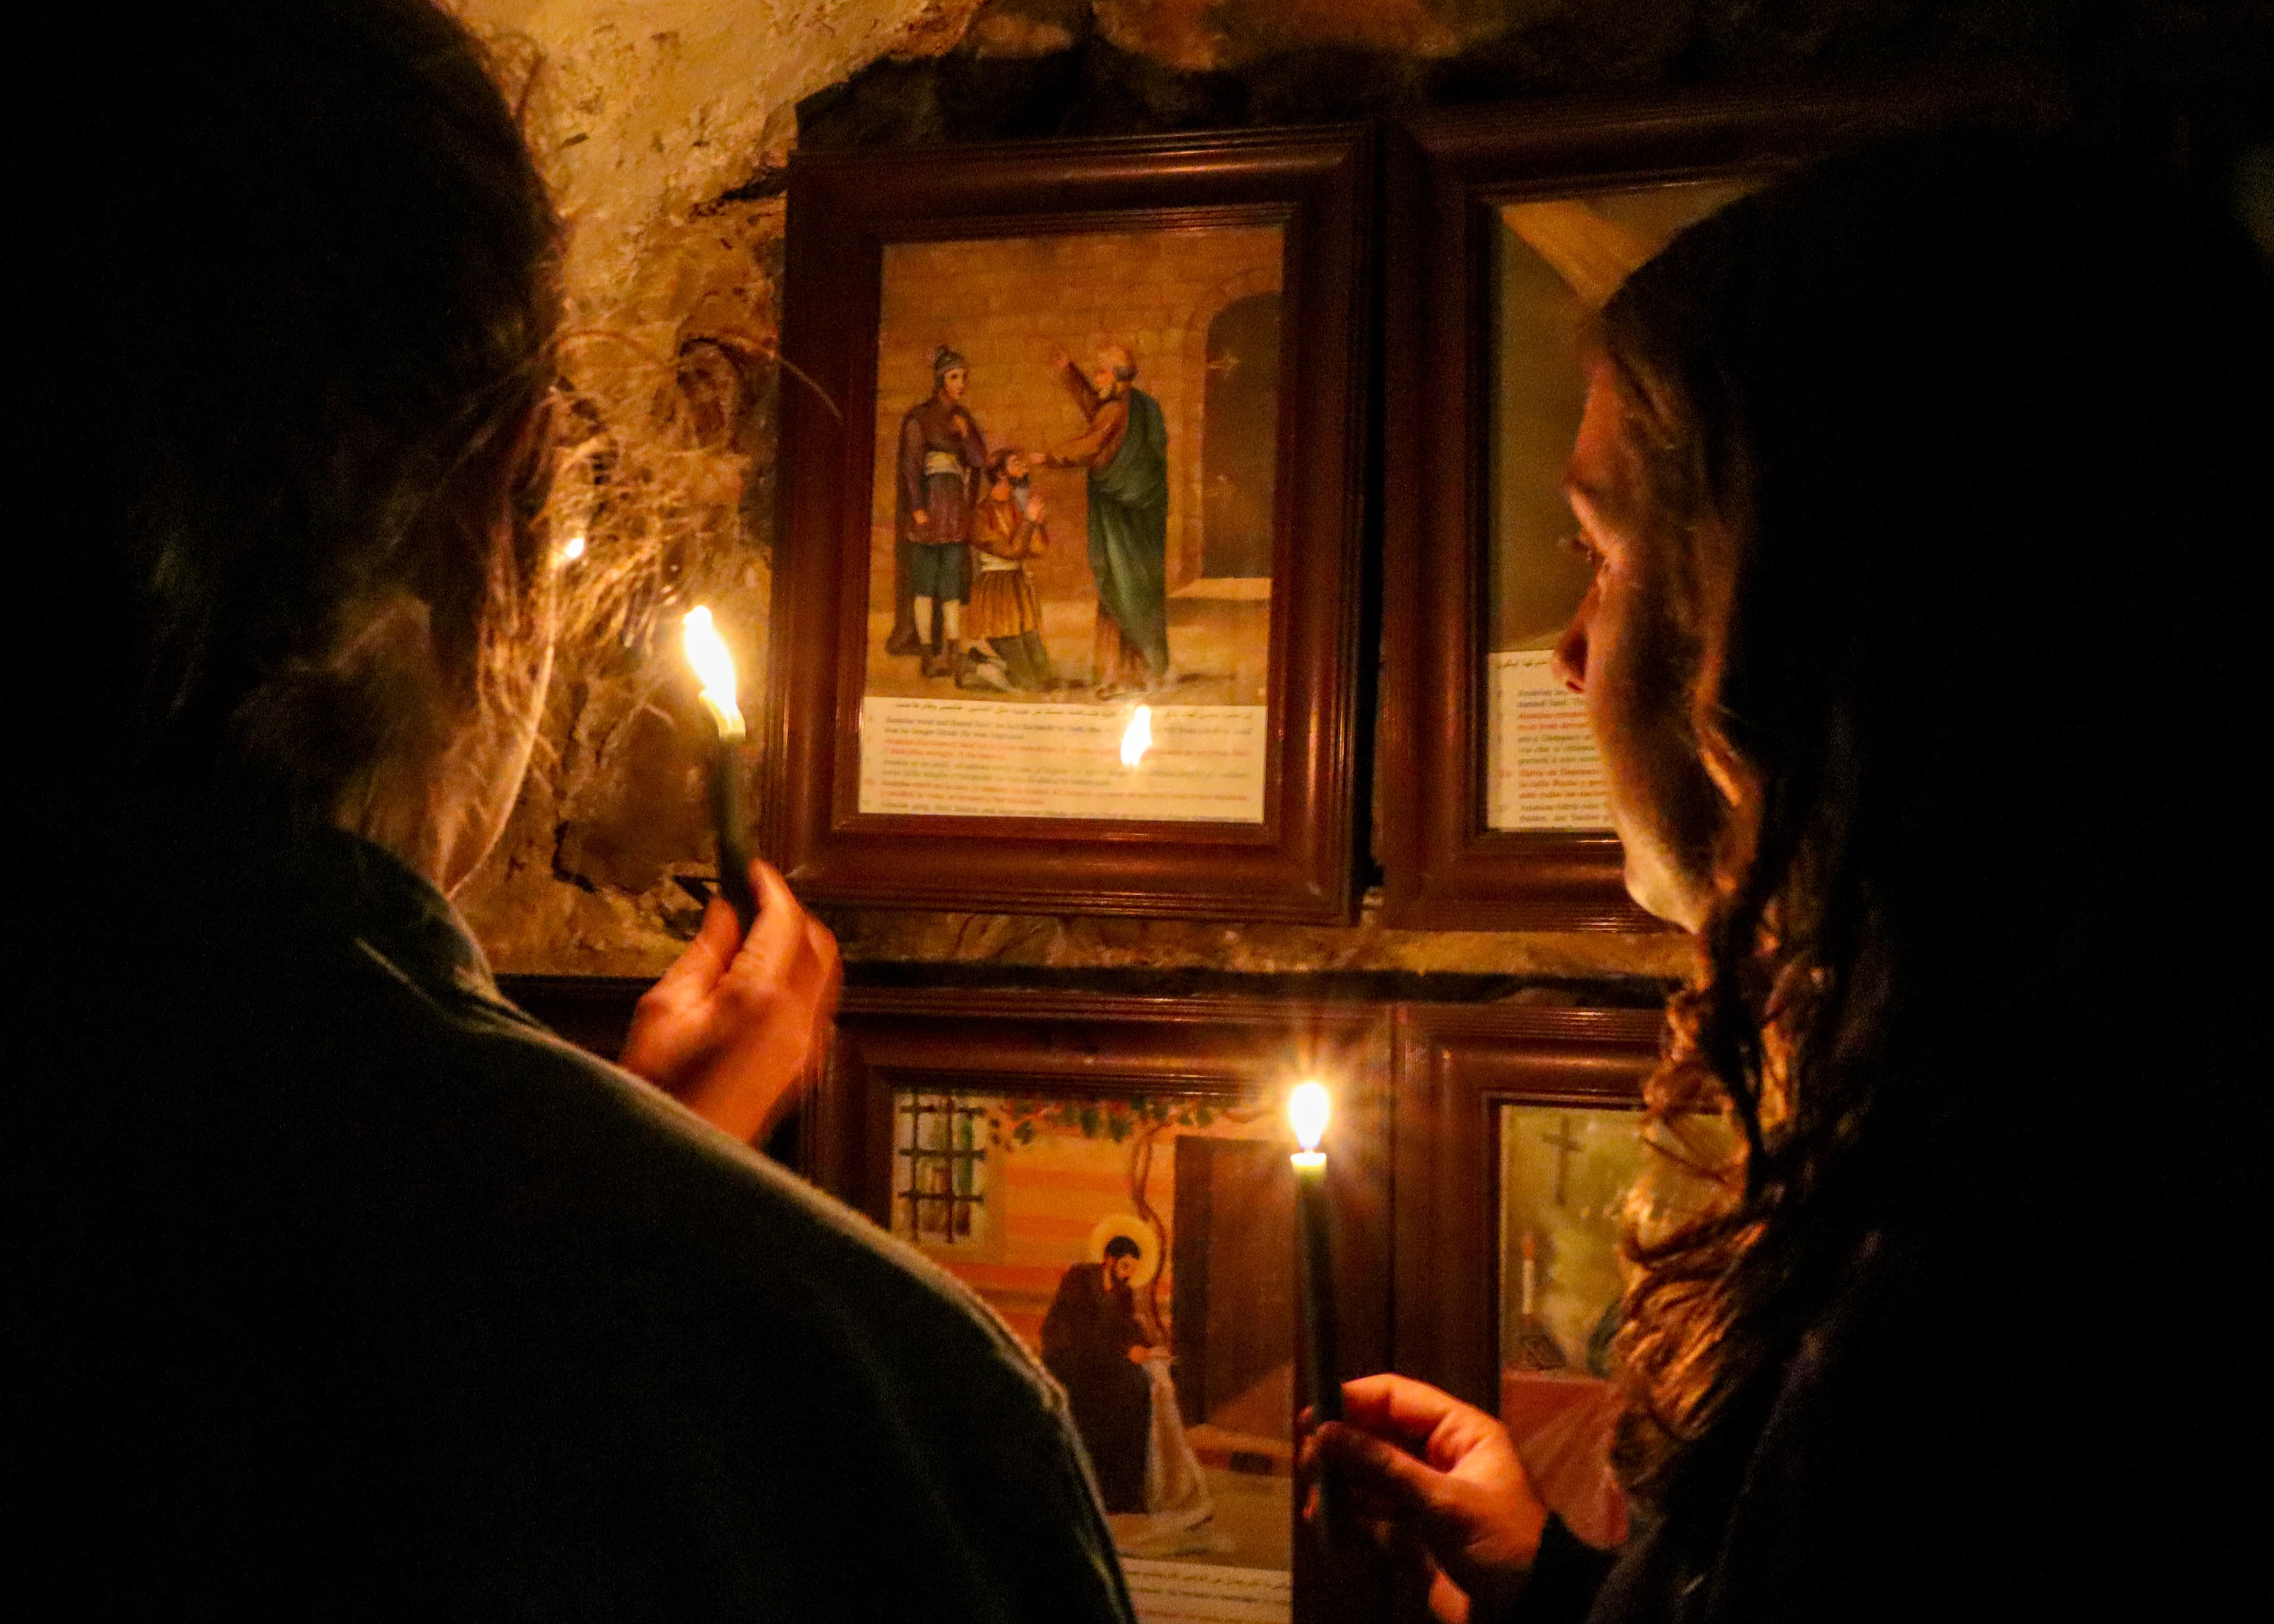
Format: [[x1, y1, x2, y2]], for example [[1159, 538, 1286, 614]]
[[893, 1092, 989, 1246]]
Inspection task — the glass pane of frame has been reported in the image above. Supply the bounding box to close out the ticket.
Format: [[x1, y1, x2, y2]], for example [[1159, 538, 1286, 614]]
[[1495, 1097, 1733, 1549], [1495, 1100, 1643, 1546], [893, 1088, 1296, 1620], [1483, 179, 1753, 832], [861, 224, 1286, 826]]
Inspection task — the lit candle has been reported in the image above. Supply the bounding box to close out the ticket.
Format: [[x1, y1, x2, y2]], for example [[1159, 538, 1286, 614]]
[[681, 607, 758, 930], [1290, 1080, 1345, 1544]]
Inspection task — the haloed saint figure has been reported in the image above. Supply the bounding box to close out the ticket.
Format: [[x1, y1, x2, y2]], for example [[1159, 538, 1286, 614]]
[[1041, 1236, 1155, 1512]]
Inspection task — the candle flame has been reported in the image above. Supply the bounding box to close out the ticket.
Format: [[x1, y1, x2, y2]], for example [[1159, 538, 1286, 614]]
[[1119, 705, 1152, 767], [682, 606, 745, 741], [555, 533, 586, 565], [1289, 1080, 1331, 1152]]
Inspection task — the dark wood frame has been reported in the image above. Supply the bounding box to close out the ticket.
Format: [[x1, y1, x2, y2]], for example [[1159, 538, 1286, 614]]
[[1391, 1004, 1662, 1413], [769, 127, 1375, 923], [821, 987, 1394, 1620], [1375, 82, 2061, 930]]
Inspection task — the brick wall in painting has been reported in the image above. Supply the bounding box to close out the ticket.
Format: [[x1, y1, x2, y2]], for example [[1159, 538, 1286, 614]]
[[869, 224, 1282, 602]]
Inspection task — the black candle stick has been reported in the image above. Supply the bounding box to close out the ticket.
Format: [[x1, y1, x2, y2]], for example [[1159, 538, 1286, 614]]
[[683, 607, 758, 932], [1290, 1080, 1347, 1546]]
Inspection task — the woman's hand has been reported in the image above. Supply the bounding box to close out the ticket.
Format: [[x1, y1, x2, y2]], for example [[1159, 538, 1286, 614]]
[[619, 861, 842, 1144], [1306, 1374, 1549, 1624]]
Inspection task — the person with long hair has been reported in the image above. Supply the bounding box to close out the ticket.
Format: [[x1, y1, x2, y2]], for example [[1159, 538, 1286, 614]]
[[1312, 130, 2271, 1621], [10, 4, 1130, 1617]]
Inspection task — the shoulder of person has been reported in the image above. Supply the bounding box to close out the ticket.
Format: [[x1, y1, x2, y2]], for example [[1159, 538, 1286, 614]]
[[34, 929, 1132, 1622], [465, 1001, 1059, 1384]]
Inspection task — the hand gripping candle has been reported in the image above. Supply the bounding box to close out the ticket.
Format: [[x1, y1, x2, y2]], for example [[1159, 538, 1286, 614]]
[[681, 607, 759, 931]]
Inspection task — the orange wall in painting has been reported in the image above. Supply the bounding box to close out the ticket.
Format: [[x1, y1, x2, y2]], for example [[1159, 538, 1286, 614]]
[[911, 1100, 1277, 1352]]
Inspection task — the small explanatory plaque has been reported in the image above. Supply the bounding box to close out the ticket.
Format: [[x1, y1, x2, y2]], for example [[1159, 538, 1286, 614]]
[[860, 697, 1267, 823], [1485, 651, 1610, 831]]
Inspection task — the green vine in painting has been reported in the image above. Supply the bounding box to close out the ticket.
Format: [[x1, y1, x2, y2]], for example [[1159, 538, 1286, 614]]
[[989, 1095, 1222, 1148]]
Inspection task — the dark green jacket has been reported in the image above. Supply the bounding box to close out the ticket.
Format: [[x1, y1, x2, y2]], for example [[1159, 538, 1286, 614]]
[[12, 821, 1132, 1622]]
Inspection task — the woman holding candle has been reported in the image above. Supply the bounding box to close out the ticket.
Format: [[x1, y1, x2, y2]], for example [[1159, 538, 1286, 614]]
[[1312, 132, 2271, 1620], [16, 4, 1130, 1619]]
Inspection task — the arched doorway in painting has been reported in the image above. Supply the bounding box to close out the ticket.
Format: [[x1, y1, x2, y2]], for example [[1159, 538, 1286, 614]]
[[1201, 292, 1281, 580]]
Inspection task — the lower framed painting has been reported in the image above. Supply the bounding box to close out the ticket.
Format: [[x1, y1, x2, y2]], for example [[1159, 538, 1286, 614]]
[[1392, 1004, 1668, 1550], [819, 989, 1392, 1624]]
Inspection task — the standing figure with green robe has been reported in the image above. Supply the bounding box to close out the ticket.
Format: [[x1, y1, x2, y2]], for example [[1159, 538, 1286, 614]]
[[1032, 343, 1170, 696]]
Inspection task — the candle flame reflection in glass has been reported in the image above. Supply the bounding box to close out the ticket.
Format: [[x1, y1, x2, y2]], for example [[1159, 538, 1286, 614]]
[[681, 606, 746, 741], [1289, 1080, 1331, 1153], [1119, 704, 1152, 767]]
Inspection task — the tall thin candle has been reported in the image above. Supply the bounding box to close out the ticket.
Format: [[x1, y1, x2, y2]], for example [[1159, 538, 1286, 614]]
[[1290, 1080, 1344, 1543], [682, 607, 758, 931]]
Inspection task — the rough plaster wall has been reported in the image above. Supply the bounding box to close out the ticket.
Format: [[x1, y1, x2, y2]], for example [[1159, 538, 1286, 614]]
[[464, 0, 966, 319], [451, 0, 975, 974], [448, 0, 2263, 988]]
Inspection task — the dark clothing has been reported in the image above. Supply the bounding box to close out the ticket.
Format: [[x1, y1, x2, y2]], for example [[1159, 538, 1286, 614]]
[[1040, 1263, 1154, 1514], [1504, 1218, 2244, 1624], [910, 538, 969, 602], [12, 816, 1132, 1623], [891, 391, 988, 648]]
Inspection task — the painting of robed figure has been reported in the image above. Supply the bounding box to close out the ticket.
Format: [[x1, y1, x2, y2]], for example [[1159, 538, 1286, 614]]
[[854, 224, 1283, 825], [1029, 343, 1172, 697], [771, 128, 1371, 921], [889, 1087, 1296, 1616]]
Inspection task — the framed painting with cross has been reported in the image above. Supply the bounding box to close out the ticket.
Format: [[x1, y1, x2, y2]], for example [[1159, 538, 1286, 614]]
[[1390, 1002, 1666, 1550]]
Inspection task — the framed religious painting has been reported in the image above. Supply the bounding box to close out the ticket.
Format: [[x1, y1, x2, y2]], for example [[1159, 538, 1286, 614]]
[[1390, 1003, 1672, 1551], [769, 128, 1373, 921], [1374, 82, 2061, 928], [818, 989, 1393, 1623]]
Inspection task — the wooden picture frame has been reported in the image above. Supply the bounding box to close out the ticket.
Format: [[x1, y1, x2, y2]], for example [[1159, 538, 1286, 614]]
[[769, 128, 1374, 922], [821, 988, 1393, 1623], [1375, 82, 2059, 929], [1390, 1004, 1663, 1556], [1391, 1005, 1663, 1410]]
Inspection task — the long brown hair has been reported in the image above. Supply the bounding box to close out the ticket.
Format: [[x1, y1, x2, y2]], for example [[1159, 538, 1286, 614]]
[[1595, 130, 2274, 1551]]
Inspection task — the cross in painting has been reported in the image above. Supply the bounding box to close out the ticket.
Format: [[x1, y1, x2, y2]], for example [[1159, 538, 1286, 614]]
[[1540, 1116, 1584, 1207]]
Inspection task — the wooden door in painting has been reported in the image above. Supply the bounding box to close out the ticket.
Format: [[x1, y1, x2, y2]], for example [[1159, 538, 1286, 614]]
[[1171, 1136, 1295, 1436]]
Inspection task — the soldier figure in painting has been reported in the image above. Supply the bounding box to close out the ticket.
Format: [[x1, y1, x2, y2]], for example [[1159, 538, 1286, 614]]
[[892, 345, 988, 677], [1040, 1235, 1156, 1513], [1031, 343, 1171, 697]]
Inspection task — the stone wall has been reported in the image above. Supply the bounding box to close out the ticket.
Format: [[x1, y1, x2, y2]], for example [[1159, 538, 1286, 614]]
[[448, 0, 2269, 992]]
